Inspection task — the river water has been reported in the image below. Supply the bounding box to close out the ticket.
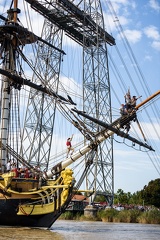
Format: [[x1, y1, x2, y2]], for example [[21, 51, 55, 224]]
[[0, 220, 159, 240]]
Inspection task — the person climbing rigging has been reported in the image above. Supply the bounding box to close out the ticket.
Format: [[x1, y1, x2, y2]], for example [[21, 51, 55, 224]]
[[131, 95, 142, 108], [66, 134, 74, 158], [124, 90, 131, 111], [120, 104, 128, 115]]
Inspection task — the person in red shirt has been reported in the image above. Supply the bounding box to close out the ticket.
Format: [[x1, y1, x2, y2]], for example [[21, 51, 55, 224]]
[[66, 134, 74, 158]]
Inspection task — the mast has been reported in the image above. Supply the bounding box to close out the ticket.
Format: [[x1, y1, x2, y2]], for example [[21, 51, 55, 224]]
[[0, 0, 20, 172], [13, 0, 18, 23], [135, 90, 160, 110]]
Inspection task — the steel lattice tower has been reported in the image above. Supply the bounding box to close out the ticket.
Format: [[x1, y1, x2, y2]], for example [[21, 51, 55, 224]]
[[22, 1, 64, 169], [82, 1, 114, 204], [23, 0, 115, 204]]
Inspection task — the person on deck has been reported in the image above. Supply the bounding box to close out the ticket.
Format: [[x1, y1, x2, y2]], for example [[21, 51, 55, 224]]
[[12, 163, 19, 178], [66, 134, 74, 158], [19, 165, 25, 178], [6, 160, 11, 172]]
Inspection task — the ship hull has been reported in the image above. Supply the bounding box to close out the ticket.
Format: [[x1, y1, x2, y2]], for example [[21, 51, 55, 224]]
[[0, 169, 74, 228], [0, 199, 63, 228], [0, 195, 72, 228]]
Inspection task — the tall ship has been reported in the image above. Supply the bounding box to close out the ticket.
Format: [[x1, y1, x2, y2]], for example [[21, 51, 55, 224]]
[[0, 0, 159, 228]]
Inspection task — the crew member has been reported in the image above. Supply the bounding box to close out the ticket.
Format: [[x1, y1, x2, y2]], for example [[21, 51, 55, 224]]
[[131, 95, 142, 108], [124, 91, 131, 110], [120, 104, 128, 115], [66, 134, 74, 158]]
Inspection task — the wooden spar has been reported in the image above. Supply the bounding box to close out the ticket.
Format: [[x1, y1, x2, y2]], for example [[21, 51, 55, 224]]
[[45, 101, 155, 178], [55, 90, 159, 175], [136, 119, 146, 142], [0, 69, 70, 103], [135, 90, 160, 110], [13, 0, 18, 23]]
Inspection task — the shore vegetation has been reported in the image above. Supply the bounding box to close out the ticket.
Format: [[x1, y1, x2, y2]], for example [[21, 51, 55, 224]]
[[60, 208, 160, 224]]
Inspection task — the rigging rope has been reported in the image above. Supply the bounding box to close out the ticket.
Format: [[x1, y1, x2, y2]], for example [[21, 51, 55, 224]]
[[103, 1, 160, 173]]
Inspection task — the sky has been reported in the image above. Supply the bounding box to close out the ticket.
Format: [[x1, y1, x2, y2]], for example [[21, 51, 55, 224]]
[[57, 0, 160, 194], [102, 0, 160, 193], [0, 0, 160, 195], [56, 0, 160, 194]]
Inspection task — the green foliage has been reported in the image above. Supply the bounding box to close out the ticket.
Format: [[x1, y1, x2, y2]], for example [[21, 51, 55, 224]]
[[116, 209, 141, 223], [97, 208, 119, 222], [140, 179, 160, 207], [97, 208, 159, 224], [60, 211, 74, 220], [116, 210, 130, 222], [79, 214, 100, 221], [114, 189, 133, 204], [94, 194, 106, 202], [61, 208, 160, 224], [114, 178, 160, 208], [129, 209, 141, 222], [138, 209, 160, 224], [60, 211, 84, 220], [60, 179, 160, 224]]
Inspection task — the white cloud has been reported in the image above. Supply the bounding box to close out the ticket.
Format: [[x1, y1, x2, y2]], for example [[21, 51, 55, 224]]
[[144, 25, 160, 51], [144, 25, 160, 40], [141, 122, 160, 141], [109, 0, 136, 13], [118, 15, 129, 26], [151, 41, 160, 51], [117, 29, 142, 43], [149, 0, 160, 12], [103, 13, 129, 32], [107, 0, 136, 8]]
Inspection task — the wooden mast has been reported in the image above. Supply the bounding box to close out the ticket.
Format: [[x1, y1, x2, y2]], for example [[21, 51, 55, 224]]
[[0, 0, 19, 172], [135, 90, 160, 110], [13, 0, 18, 23]]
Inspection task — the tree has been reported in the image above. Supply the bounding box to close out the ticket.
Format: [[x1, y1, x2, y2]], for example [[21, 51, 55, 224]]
[[141, 178, 160, 208], [114, 179, 160, 207], [115, 189, 131, 204]]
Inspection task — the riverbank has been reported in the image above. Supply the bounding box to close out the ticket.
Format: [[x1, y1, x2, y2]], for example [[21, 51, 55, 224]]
[[60, 208, 160, 224]]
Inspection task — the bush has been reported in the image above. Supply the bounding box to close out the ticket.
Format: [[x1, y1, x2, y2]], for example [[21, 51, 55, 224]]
[[116, 210, 130, 223], [138, 209, 160, 224], [60, 208, 160, 224], [59, 211, 74, 220], [116, 210, 140, 223], [97, 208, 119, 222], [129, 209, 141, 223]]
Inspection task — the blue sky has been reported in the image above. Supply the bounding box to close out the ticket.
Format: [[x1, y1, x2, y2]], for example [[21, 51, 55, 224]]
[[101, 0, 160, 193], [60, 0, 160, 193], [48, 0, 160, 194]]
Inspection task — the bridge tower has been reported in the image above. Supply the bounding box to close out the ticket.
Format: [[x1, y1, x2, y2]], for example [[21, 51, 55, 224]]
[[23, 0, 115, 204], [82, 0, 115, 204]]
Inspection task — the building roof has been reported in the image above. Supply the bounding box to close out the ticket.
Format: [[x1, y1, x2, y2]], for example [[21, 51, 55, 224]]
[[72, 194, 89, 202]]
